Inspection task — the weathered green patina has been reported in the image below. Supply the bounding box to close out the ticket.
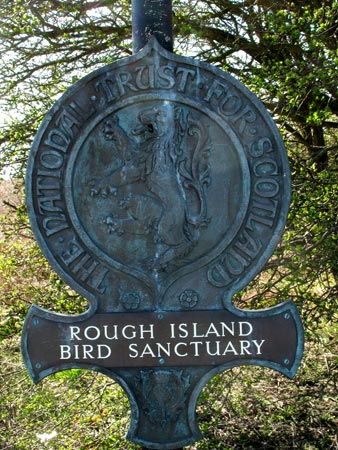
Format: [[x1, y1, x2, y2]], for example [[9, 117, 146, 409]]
[[22, 2, 303, 449]]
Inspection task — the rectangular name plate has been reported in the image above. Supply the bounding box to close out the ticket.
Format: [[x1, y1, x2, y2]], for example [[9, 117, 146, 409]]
[[22, 302, 303, 382]]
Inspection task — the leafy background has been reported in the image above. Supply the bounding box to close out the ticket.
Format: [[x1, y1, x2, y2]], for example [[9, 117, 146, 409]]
[[1, 0, 337, 448]]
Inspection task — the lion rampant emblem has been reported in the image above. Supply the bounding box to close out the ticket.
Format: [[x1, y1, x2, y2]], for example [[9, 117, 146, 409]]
[[89, 104, 211, 271]]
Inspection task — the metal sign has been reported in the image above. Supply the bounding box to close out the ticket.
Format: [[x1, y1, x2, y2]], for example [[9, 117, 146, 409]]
[[23, 35, 303, 450], [24, 305, 300, 377], [25, 38, 292, 310]]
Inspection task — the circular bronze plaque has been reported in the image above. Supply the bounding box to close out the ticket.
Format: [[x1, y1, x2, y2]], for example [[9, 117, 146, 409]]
[[26, 39, 290, 312]]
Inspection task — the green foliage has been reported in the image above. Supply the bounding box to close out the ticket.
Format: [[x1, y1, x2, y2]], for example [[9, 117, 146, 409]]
[[0, 0, 337, 448], [1, 319, 337, 449], [194, 330, 338, 449], [0, 340, 138, 449], [0, 184, 88, 340]]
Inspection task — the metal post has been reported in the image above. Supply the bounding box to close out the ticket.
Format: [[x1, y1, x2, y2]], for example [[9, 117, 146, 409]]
[[132, 0, 173, 53], [134, 2, 176, 443], [134, 4, 177, 441]]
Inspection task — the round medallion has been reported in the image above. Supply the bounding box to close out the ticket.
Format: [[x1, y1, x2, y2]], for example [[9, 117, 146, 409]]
[[26, 39, 290, 311]]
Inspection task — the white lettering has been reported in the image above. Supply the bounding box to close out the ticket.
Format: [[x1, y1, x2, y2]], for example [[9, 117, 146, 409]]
[[220, 322, 235, 336], [170, 323, 176, 338], [97, 344, 111, 359], [240, 340, 251, 355], [206, 341, 221, 356], [129, 343, 139, 358], [82, 345, 95, 359], [103, 325, 118, 340], [174, 342, 188, 357], [205, 323, 220, 337], [253, 339, 265, 354], [70, 326, 81, 341], [238, 322, 253, 336], [139, 324, 154, 339], [140, 343, 156, 358], [223, 341, 238, 355], [178, 323, 188, 338], [192, 323, 204, 338], [60, 345, 71, 359], [84, 326, 100, 341], [156, 343, 171, 357], [189, 341, 203, 356], [122, 325, 137, 339]]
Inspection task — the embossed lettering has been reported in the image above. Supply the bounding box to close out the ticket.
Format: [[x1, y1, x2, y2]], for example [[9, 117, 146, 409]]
[[207, 262, 232, 288], [37, 169, 62, 183], [189, 341, 203, 356], [176, 67, 196, 92], [208, 228, 261, 285], [230, 104, 257, 135], [219, 92, 242, 116], [250, 137, 274, 158], [253, 158, 278, 177], [60, 237, 109, 293], [135, 65, 156, 89], [89, 265, 109, 294], [157, 64, 176, 89], [253, 339, 265, 354], [204, 79, 257, 133], [95, 77, 117, 103], [61, 238, 85, 266], [246, 198, 278, 231], [72, 253, 99, 282], [225, 247, 251, 276], [55, 104, 82, 140], [97, 345, 112, 359], [170, 322, 247, 338], [55, 315, 269, 365], [206, 341, 220, 356], [44, 128, 70, 153], [60, 345, 71, 359], [204, 79, 228, 103], [42, 215, 69, 237], [234, 228, 262, 260], [40, 149, 64, 170], [222, 341, 237, 355], [84, 326, 101, 340], [36, 174, 63, 214], [116, 71, 138, 96], [37, 194, 63, 214], [254, 178, 280, 198]]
